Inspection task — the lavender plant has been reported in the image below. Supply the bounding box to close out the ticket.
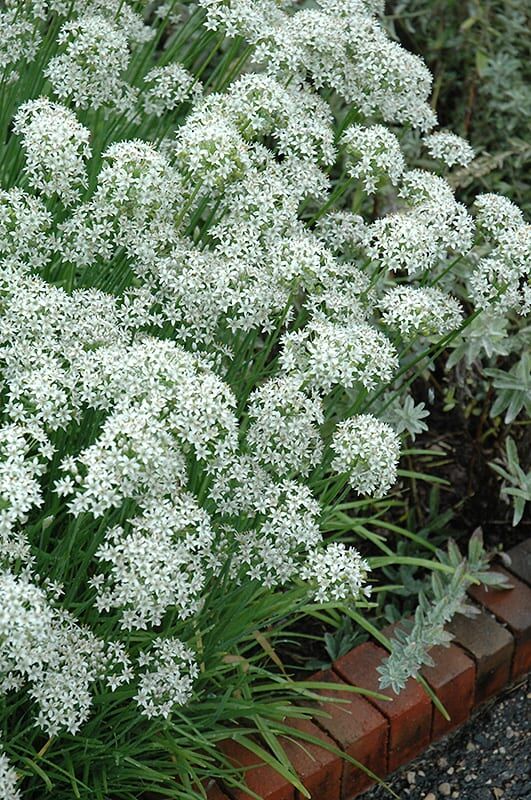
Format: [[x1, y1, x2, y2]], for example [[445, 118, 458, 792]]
[[0, 1, 528, 797]]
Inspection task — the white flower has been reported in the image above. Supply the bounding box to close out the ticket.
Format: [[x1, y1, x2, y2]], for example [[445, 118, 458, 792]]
[[0, 570, 119, 735], [218, 74, 336, 166], [379, 286, 463, 337], [423, 131, 474, 168], [280, 318, 399, 393], [341, 124, 405, 192], [0, 746, 20, 800], [13, 98, 91, 204], [135, 638, 198, 719], [315, 211, 366, 254], [0, 425, 45, 564], [45, 15, 136, 111], [0, 188, 53, 271], [174, 113, 255, 191], [143, 63, 201, 116], [94, 495, 215, 629], [475, 193, 525, 238], [201, 1, 436, 129], [331, 414, 400, 497], [0, 10, 41, 71], [247, 376, 324, 476], [301, 542, 370, 603]]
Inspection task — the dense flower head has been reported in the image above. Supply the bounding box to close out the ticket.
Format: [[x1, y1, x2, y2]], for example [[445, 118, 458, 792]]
[[215, 74, 337, 166], [45, 15, 136, 111], [93, 495, 215, 629], [315, 211, 367, 254], [135, 638, 198, 719], [0, 425, 45, 564], [423, 131, 475, 168], [0, 569, 131, 735], [143, 63, 201, 116], [474, 193, 525, 237], [280, 317, 399, 393], [13, 98, 91, 204], [379, 286, 463, 337], [341, 124, 405, 192], [200, 0, 436, 129], [366, 170, 475, 274], [0, 10, 41, 73], [470, 194, 530, 313], [173, 112, 255, 191], [0, 746, 20, 800], [247, 376, 324, 477], [0, 189, 53, 271], [331, 414, 400, 497], [301, 542, 371, 603]]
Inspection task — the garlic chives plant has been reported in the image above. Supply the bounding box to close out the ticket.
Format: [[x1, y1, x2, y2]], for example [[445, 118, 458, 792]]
[[0, 1, 528, 796]]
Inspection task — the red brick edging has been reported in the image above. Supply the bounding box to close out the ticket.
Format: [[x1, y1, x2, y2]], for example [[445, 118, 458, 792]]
[[208, 539, 531, 800]]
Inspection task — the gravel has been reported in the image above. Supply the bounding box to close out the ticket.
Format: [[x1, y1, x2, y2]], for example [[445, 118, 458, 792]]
[[361, 677, 530, 800]]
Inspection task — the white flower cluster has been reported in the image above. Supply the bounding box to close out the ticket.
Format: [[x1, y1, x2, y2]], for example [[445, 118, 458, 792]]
[[366, 170, 474, 274], [423, 131, 475, 168], [331, 414, 400, 497], [379, 286, 463, 337], [0, 0, 527, 754], [315, 211, 366, 254], [0, 189, 53, 272], [0, 570, 131, 735], [280, 317, 399, 393], [0, 10, 41, 75], [143, 64, 201, 116], [134, 638, 198, 719], [45, 15, 136, 111], [0, 746, 20, 800], [200, 0, 437, 129], [247, 377, 324, 477], [92, 495, 215, 629], [341, 124, 405, 192], [0, 426, 46, 564], [301, 542, 371, 603], [13, 99, 91, 204], [471, 194, 531, 313]]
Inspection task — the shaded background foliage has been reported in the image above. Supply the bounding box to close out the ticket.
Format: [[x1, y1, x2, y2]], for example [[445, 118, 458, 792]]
[[388, 0, 531, 213], [381, 0, 531, 547]]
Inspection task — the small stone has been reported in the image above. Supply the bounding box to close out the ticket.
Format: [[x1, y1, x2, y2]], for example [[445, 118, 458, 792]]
[[492, 789, 504, 799], [424, 794, 437, 800], [437, 757, 449, 768], [447, 767, 455, 775], [439, 783, 452, 796], [451, 794, 459, 799], [466, 741, 476, 751], [407, 771, 416, 785]]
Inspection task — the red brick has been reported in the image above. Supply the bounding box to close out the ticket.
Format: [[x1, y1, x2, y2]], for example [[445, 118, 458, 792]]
[[219, 739, 294, 800], [309, 669, 387, 798], [468, 566, 531, 679], [281, 717, 342, 800], [334, 642, 431, 772], [421, 643, 475, 739], [447, 609, 514, 703], [505, 539, 531, 586], [206, 782, 232, 800]]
